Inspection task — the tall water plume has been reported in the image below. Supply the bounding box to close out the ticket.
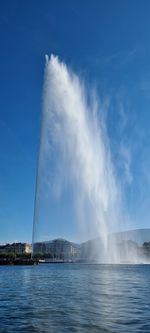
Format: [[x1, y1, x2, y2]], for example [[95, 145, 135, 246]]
[[32, 55, 121, 262]]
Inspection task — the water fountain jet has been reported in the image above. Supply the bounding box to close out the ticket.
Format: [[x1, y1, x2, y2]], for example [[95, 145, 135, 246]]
[[32, 54, 122, 263]]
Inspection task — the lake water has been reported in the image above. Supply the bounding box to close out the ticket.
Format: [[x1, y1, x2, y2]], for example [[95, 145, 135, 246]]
[[0, 264, 150, 333]]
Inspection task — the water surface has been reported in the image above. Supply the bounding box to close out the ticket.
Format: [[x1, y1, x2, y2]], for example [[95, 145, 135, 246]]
[[0, 264, 150, 332]]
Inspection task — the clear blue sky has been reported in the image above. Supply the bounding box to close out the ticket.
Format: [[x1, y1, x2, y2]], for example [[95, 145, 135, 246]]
[[1, 0, 150, 243]]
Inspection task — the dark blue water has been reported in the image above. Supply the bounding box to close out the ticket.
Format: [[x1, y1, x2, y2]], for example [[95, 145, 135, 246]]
[[0, 264, 150, 333]]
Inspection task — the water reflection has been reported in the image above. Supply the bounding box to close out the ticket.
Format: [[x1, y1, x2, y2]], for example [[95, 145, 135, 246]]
[[0, 264, 150, 332]]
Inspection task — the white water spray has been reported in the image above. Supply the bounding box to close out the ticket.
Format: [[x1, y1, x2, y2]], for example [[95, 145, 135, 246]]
[[33, 55, 122, 262]]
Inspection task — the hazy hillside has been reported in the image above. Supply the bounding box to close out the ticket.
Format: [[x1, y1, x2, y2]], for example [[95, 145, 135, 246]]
[[111, 229, 150, 245]]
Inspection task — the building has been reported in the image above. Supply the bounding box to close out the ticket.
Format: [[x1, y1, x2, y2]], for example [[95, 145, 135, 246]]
[[33, 239, 80, 259], [0, 243, 32, 255]]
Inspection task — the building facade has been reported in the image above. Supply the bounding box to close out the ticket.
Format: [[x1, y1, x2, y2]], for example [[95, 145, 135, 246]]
[[34, 239, 80, 259], [0, 243, 32, 254]]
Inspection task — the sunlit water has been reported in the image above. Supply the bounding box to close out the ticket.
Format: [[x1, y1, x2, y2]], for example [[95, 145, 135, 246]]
[[0, 264, 150, 333]]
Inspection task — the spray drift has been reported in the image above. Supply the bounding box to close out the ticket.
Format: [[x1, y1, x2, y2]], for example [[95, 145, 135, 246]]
[[33, 55, 123, 263]]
